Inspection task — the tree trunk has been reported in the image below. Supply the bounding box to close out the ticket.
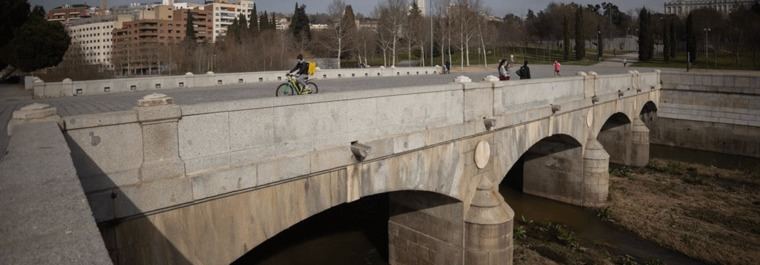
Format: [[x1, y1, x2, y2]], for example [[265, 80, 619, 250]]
[[421, 45, 425, 67], [408, 41, 412, 67], [337, 37, 342, 69], [383, 49, 387, 67], [465, 40, 470, 66], [392, 35, 397, 67], [480, 33, 487, 68]]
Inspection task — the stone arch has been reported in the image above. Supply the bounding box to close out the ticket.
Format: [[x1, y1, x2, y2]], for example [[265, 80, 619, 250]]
[[594, 111, 633, 139], [232, 189, 464, 265], [499, 133, 601, 206], [639, 100, 658, 128], [493, 118, 589, 187]]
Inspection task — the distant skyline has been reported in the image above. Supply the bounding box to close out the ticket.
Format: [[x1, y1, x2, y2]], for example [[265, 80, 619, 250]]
[[30, 0, 665, 17]]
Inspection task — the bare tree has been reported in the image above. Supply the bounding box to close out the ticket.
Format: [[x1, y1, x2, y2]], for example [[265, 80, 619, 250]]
[[323, 0, 356, 68], [434, 0, 453, 67], [376, 0, 407, 67]]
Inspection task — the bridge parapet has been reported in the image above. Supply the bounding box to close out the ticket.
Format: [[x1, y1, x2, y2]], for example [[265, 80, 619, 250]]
[[61, 71, 660, 223], [32, 66, 441, 98], [0, 107, 111, 264]]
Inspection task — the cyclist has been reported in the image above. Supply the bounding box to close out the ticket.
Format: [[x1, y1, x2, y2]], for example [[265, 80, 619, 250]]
[[288, 54, 309, 90]]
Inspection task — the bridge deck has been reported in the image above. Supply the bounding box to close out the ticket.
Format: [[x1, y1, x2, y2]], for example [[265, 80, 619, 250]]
[[0, 64, 658, 159]]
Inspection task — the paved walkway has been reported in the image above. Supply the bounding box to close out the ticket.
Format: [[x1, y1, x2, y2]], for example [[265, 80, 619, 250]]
[[0, 64, 666, 158]]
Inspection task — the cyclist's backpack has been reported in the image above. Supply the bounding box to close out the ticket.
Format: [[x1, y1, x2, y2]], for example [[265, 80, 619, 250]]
[[307, 61, 317, 76]]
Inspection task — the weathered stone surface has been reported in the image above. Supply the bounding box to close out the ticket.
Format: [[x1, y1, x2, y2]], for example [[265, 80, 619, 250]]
[[7, 103, 61, 136], [0, 122, 112, 265], [46, 71, 666, 265], [582, 138, 610, 207], [389, 191, 464, 265], [464, 176, 515, 265]]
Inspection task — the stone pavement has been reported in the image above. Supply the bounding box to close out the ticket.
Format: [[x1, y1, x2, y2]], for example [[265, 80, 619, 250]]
[[0, 122, 112, 265], [0, 64, 666, 159]]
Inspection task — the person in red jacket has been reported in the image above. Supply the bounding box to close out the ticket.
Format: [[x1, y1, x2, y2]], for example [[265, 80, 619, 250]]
[[553, 60, 561, 77]]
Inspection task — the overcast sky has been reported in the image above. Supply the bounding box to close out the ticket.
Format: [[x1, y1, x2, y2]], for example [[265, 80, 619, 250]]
[[31, 0, 665, 17]]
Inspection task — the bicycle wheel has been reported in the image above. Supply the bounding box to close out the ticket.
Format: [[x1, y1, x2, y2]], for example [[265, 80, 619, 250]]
[[276, 83, 295, 97], [306, 82, 319, 94]]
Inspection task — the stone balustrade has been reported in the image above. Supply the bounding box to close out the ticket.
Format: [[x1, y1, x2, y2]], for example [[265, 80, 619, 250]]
[[31, 66, 442, 98]]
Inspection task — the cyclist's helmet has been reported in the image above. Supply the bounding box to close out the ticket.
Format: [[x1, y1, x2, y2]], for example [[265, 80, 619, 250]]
[[297, 54, 304, 60]]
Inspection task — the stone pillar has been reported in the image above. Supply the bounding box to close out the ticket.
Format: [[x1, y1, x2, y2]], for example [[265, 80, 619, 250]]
[[630, 118, 650, 167], [6, 103, 61, 136], [464, 177, 514, 265], [388, 191, 464, 265], [582, 138, 610, 207], [135, 93, 185, 181]]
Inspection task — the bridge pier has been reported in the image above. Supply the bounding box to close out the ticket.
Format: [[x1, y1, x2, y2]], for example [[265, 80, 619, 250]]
[[581, 138, 611, 207], [464, 177, 514, 265], [598, 116, 650, 167], [520, 135, 611, 207], [630, 118, 650, 167], [388, 192, 465, 265]]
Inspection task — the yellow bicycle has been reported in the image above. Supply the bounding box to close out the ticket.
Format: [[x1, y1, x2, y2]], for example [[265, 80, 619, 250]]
[[275, 74, 318, 96]]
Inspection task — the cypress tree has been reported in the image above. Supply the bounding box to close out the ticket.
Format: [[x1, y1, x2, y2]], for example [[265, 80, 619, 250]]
[[184, 10, 195, 44], [289, 3, 299, 38], [575, 6, 585, 60], [260, 11, 269, 31], [638, 8, 651, 61], [563, 15, 570, 61], [300, 5, 311, 41], [271, 13, 277, 30], [663, 20, 670, 61], [597, 25, 603, 60], [670, 19, 677, 58], [228, 17, 240, 42], [686, 13, 696, 63], [249, 4, 259, 36]]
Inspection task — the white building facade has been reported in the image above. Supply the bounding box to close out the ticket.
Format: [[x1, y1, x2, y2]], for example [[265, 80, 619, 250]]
[[416, 0, 428, 16], [66, 16, 129, 69], [664, 0, 757, 17], [207, 0, 254, 42]]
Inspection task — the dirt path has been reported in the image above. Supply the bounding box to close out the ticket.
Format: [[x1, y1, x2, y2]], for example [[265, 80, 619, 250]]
[[607, 159, 760, 265]]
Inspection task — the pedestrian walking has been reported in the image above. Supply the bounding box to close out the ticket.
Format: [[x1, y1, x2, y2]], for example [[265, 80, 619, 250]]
[[553, 60, 561, 77], [623, 58, 628, 67]]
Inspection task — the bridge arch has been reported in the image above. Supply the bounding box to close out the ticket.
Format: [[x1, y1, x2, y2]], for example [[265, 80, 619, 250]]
[[639, 100, 659, 128], [500, 134, 594, 205], [232, 190, 462, 265]]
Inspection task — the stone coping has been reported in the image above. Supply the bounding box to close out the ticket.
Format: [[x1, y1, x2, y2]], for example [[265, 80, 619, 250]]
[[61, 72, 660, 130]]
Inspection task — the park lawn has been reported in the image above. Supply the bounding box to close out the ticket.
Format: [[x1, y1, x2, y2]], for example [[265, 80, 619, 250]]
[[347, 47, 600, 68], [633, 53, 760, 71]]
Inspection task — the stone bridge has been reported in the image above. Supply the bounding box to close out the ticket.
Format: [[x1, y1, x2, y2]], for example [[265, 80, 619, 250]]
[[3, 70, 664, 265]]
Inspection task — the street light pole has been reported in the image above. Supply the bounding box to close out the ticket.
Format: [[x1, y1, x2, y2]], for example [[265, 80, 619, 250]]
[[430, 0, 434, 66], [703, 27, 711, 61]]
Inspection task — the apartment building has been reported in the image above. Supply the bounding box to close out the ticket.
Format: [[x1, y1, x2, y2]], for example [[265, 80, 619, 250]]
[[66, 15, 131, 69], [111, 6, 212, 75], [46, 4, 93, 24], [206, 0, 254, 42], [664, 0, 758, 17]]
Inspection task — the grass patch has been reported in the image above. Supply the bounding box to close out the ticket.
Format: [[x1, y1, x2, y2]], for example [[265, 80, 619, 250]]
[[596, 207, 613, 222], [610, 166, 634, 178], [632, 53, 760, 71]]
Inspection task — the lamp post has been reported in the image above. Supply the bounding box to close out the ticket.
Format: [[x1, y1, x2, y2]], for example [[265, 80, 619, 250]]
[[703, 27, 711, 60]]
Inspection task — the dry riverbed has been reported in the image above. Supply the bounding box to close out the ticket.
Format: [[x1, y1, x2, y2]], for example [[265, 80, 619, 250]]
[[513, 158, 760, 265], [606, 159, 760, 265]]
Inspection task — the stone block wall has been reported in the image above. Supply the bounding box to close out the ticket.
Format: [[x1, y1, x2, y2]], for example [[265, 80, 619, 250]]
[[656, 72, 760, 158]]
